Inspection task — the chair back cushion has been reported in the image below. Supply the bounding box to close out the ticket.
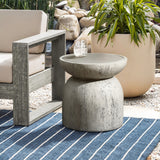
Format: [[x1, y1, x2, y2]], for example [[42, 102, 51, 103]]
[[0, 9, 47, 53]]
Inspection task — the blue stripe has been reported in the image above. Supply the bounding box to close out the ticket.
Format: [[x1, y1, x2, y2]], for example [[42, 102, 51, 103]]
[[0, 119, 13, 133], [0, 110, 12, 119], [0, 111, 13, 126]]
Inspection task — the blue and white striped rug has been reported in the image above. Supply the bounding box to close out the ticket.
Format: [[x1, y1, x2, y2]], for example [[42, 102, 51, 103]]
[[0, 110, 160, 160]]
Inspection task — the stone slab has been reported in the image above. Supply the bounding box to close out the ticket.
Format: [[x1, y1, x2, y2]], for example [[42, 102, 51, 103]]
[[60, 53, 127, 80]]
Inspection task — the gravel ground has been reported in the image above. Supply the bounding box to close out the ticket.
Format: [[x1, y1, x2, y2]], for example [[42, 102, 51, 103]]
[[0, 84, 52, 111], [1, 83, 160, 112], [124, 84, 160, 112], [0, 83, 160, 159]]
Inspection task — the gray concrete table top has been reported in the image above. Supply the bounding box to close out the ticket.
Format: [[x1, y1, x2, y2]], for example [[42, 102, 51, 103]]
[[60, 53, 127, 80]]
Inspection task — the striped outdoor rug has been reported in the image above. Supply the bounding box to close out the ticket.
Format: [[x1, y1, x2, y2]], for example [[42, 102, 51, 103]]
[[0, 110, 160, 160]]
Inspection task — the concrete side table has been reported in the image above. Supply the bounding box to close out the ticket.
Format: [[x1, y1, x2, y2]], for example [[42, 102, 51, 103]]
[[60, 53, 127, 132]]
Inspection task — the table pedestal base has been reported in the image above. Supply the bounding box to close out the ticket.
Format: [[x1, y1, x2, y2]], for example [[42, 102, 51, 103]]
[[63, 77, 124, 132]]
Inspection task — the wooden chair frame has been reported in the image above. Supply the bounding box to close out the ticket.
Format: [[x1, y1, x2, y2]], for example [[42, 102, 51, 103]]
[[0, 30, 65, 126]]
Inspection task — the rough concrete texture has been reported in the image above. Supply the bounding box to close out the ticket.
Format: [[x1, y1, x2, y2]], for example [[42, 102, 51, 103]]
[[60, 53, 127, 80], [63, 77, 124, 132]]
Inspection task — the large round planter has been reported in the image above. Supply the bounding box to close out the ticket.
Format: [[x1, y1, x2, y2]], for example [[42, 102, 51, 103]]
[[91, 33, 155, 97]]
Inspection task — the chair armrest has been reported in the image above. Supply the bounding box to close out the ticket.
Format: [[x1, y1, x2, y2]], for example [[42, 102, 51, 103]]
[[12, 29, 66, 91], [13, 30, 65, 48]]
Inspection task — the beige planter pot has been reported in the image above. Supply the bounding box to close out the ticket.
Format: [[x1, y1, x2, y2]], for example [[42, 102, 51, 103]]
[[91, 33, 155, 97]]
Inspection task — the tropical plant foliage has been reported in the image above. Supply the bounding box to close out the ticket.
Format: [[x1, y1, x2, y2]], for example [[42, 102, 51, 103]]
[[88, 0, 160, 46], [0, 0, 61, 28]]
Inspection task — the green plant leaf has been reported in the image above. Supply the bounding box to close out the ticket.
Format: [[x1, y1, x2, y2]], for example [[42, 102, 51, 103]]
[[88, 0, 160, 46], [148, 28, 156, 44], [152, 17, 160, 23], [88, 3, 98, 17], [125, 14, 135, 41], [135, 15, 147, 38], [106, 18, 118, 46], [98, 30, 107, 42]]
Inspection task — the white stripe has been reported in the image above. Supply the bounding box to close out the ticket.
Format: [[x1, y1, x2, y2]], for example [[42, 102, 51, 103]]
[[122, 119, 157, 160], [0, 118, 13, 128], [57, 132, 88, 160], [89, 118, 131, 160], [0, 127, 26, 145], [9, 120, 62, 160], [0, 113, 58, 156], [0, 111, 12, 119], [40, 130, 75, 160], [0, 111, 13, 134], [24, 127, 66, 160], [137, 129, 160, 159], [73, 132, 102, 160], [105, 118, 144, 160], [0, 126, 14, 136]]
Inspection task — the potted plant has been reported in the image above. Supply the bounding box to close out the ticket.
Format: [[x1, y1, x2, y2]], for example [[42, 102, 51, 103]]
[[88, 0, 160, 97]]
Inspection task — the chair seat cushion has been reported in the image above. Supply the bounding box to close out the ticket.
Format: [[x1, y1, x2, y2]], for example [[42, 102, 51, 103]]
[[0, 53, 45, 83]]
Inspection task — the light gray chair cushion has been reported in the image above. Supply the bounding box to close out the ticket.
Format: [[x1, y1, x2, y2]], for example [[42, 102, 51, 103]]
[[0, 9, 47, 53], [0, 53, 45, 83]]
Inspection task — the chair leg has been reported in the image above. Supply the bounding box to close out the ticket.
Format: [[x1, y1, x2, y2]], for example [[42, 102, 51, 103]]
[[13, 75, 29, 126], [12, 43, 29, 126], [13, 92, 29, 126], [52, 34, 66, 101]]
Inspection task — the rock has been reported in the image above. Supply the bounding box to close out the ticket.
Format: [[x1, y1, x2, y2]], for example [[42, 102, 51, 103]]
[[77, 8, 87, 12], [80, 17, 96, 28], [58, 15, 80, 40], [66, 7, 87, 18], [68, 7, 77, 14], [56, 1, 68, 9], [63, 5, 70, 11], [67, 0, 80, 8], [74, 10, 87, 19], [69, 26, 94, 53], [54, 8, 69, 19], [78, 0, 90, 10]]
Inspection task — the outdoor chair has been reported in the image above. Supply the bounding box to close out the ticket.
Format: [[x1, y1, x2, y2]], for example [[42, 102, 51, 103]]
[[0, 9, 65, 126]]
